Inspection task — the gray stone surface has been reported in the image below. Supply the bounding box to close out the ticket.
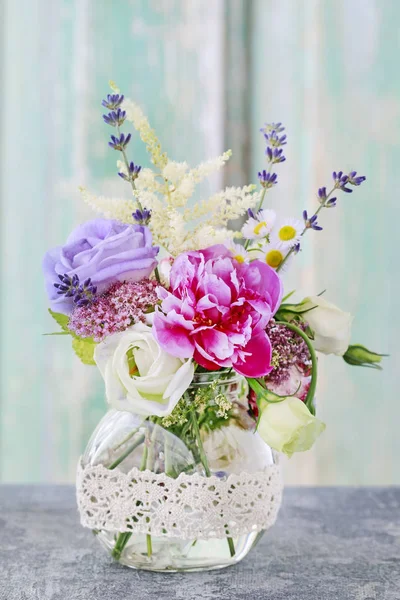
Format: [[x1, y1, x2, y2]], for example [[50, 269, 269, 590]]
[[0, 486, 399, 600]]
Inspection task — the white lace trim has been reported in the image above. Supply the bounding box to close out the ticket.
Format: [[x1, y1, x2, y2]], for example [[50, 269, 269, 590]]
[[76, 459, 283, 540]]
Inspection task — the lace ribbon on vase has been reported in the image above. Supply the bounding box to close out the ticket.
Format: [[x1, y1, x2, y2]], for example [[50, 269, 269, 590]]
[[76, 459, 283, 540]]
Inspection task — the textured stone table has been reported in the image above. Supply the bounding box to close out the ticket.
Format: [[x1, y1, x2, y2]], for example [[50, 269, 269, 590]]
[[0, 486, 399, 600]]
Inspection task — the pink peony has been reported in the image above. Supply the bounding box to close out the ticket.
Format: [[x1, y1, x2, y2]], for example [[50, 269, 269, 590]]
[[152, 245, 283, 377]]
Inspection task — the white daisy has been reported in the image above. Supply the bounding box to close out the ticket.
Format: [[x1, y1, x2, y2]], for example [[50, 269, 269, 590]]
[[259, 243, 292, 271], [225, 241, 249, 264], [271, 218, 303, 249], [241, 209, 276, 240]]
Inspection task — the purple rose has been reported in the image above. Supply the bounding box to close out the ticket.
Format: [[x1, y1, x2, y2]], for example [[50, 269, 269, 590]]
[[43, 219, 159, 314]]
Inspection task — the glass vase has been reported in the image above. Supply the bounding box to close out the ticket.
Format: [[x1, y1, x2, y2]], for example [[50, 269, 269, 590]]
[[77, 371, 282, 572]]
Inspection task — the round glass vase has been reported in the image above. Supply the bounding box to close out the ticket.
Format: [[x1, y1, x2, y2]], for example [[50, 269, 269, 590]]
[[78, 371, 282, 572]]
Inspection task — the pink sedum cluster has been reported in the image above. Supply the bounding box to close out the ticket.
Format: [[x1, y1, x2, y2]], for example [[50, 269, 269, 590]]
[[153, 245, 283, 377], [69, 279, 158, 342], [264, 320, 312, 401]]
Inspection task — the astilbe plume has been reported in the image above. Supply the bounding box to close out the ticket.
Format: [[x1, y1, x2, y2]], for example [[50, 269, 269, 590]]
[[69, 279, 158, 342]]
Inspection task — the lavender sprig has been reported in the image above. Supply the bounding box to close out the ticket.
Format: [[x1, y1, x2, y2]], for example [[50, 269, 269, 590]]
[[266, 147, 286, 164], [108, 133, 131, 151], [103, 108, 126, 127], [245, 122, 287, 251], [260, 122, 285, 134], [264, 131, 287, 147], [258, 170, 278, 189], [276, 169, 366, 272], [132, 208, 152, 225], [119, 161, 141, 183], [102, 91, 144, 213], [54, 274, 97, 307], [102, 94, 124, 110], [303, 210, 323, 231]]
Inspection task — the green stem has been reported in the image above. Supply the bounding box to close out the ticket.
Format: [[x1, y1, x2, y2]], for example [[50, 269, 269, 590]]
[[256, 185, 268, 213], [164, 436, 172, 477], [275, 320, 318, 414], [146, 423, 159, 471], [116, 124, 144, 212], [244, 187, 267, 250], [188, 399, 236, 557], [111, 531, 132, 560], [154, 266, 161, 283], [146, 533, 153, 557], [140, 443, 148, 471], [227, 536, 236, 558], [108, 434, 145, 470], [188, 403, 211, 477], [113, 425, 141, 451]]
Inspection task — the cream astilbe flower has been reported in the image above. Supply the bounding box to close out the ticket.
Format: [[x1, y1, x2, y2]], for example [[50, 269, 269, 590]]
[[188, 150, 232, 184], [183, 226, 236, 252], [79, 187, 136, 224], [162, 161, 189, 183], [122, 99, 168, 170], [187, 185, 260, 225]]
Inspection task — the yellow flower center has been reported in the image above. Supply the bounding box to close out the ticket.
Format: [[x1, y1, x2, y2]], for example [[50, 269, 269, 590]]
[[278, 225, 296, 241], [234, 254, 245, 263], [266, 249, 284, 268], [253, 221, 267, 235]]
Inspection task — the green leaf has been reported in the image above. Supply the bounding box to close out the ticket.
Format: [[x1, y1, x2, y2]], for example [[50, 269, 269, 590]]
[[72, 337, 97, 366], [281, 289, 296, 303], [48, 309, 71, 332]]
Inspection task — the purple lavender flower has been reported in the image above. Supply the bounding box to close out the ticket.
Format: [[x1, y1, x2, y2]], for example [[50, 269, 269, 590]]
[[119, 161, 141, 182], [133, 208, 152, 225], [348, 171, 366, 186], [293, 242, 301, 254], [260, 122, 285, 134], [318, 187, 327, 203], [303, 210, 323, 231], [247, 208, 256, 219], [264, 131, 287, 147], [54, 274, 97, 307], [332, 171, 352, 193], [103, 108, 126, 127], [109, 133, 131, 151], [102, 94, 124, 110], [258, 170, 278, 188], [266, 147, 286, 164], [326, 197, 337, 208]]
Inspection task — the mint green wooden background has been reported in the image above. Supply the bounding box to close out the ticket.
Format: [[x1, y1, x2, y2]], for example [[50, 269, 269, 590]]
[[1, 0, 398, 484]]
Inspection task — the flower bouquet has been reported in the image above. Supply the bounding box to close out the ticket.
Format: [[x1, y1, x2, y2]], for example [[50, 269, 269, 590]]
[[43, 84, 385, 572]]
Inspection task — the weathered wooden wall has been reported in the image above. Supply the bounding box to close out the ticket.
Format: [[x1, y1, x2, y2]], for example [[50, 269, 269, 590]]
[[1, 0, 398, 483]]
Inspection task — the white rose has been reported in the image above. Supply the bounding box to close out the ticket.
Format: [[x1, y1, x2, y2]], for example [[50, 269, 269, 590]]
[[258, 396, 326, 457], [94, 323, 194, 417], [301, 296, 353, 356]]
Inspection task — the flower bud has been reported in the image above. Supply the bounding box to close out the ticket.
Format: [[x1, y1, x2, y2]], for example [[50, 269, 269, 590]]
[[343, 344, 387, 370]]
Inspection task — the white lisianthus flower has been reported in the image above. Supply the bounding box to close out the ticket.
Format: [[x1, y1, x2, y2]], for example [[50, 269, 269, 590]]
[[301, 296, 353, 356], [258, 396, 325, 457], [94, 323, 194, 417]]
